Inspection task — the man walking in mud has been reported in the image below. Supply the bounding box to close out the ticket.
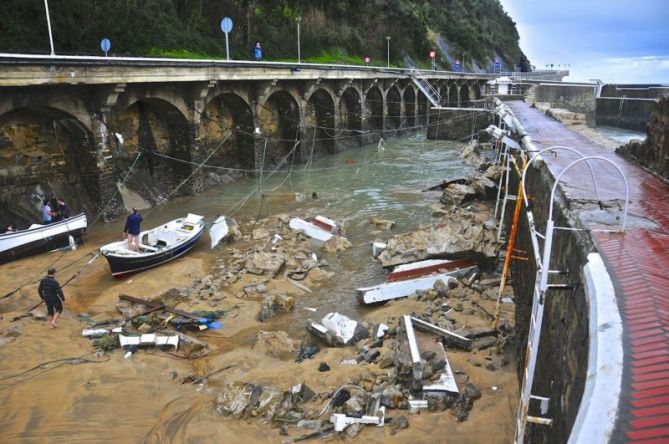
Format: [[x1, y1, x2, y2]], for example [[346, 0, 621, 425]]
[[38, 267, 65, 328]]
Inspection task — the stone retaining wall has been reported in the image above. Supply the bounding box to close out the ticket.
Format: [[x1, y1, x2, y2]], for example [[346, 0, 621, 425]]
[[507, 155, 591, 443]]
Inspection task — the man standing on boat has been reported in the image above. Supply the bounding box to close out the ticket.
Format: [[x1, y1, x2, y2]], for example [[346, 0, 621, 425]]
[[38, 267, 65, 328], [124, 208, 143, 252], [42, 199, 52, 224]]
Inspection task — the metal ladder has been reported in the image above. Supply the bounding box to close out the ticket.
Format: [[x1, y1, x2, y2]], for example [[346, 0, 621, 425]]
[[514, 150, 629, 443], [409, 68, 442, 107]]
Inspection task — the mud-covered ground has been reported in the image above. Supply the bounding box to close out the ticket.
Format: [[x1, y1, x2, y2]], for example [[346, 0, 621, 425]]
[[0, 142, 518, 443]]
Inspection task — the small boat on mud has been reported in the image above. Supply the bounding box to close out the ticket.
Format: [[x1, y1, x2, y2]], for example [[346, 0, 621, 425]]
[[289, 215, 343, 242], [0, 213, 87, 264], [100, 213, 207, 278], [356, 258, 478, 305]]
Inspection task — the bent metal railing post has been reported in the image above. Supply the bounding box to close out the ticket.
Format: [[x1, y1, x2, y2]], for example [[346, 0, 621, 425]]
[[515, 155, 629, 444]]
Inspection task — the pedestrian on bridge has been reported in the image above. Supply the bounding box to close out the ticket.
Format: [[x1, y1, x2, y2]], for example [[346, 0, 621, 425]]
[[253, 42, 263, 61]]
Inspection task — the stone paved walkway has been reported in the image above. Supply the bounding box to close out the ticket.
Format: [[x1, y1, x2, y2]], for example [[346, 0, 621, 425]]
[[506, 101, 669, 443]]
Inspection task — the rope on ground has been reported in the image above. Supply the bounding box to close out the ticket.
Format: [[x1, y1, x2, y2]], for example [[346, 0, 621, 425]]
[[0, 353, 110, 389]]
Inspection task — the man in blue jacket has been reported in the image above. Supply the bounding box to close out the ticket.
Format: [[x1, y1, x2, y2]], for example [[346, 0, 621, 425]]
[[253, 42, 263, 61], [123, 208, 143, 252]]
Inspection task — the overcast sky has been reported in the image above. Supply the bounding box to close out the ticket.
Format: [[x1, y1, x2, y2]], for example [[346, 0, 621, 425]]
[[498, 0, 669, 84]]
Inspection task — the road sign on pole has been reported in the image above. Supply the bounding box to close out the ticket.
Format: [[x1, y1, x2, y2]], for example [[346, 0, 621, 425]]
[[100, 38, 111, 57], [494, 60, 501, 73], [220, 17, 233, 61], [429, 49, 436, 70], [364, 56, 370, 65], [454, 60, 461, 72]]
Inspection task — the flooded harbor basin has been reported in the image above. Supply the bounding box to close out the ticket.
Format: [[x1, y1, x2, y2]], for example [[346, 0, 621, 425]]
[[0, 133, 519, 443]]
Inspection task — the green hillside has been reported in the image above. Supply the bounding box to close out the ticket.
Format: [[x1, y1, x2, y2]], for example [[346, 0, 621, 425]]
[[0, 0, 530, 71]]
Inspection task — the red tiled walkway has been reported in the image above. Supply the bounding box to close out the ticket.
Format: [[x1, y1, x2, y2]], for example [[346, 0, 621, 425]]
[[506, 101, 669, 443]]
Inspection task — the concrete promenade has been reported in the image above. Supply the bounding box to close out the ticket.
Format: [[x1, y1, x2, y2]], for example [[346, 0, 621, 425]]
[[507, 100, 669, 443]]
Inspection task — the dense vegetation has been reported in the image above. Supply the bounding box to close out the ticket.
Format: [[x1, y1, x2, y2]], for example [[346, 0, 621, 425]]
[[0, 0, 530, 71]]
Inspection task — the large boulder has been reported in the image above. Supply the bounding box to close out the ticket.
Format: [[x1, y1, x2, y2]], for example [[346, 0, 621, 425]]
[[378, 206, 501, 268], [245, 251, 285, 277]]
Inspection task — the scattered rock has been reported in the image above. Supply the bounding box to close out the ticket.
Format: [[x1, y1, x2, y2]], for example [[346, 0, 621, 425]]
[[318, 362, 331, 372], [369, 217, 395, 230], [322, 236, 352, 253], [245, 252, 285, 277], [258, 293, 295, 321], [29, 310, 47, 321]]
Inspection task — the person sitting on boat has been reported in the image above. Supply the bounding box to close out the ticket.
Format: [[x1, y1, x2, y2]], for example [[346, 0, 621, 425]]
[[38, 267, 65, 328], [123, 208, 143, 252], [56, 198, 71, 220], [41, 199, 52, 224], [2, 223, 15, 233]]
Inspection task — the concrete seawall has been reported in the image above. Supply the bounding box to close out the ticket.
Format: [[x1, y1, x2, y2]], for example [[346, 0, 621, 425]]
[[527, 82, 667, 132]]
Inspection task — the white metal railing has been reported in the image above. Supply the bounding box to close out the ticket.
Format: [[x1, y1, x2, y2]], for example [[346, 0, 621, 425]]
[[514, 152, 629, 444], [409, 68, 442, 107]]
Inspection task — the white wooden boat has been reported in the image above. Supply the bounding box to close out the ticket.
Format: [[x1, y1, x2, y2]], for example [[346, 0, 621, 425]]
[[0, 213, 87, 264], [356, 258, 477, 305], [289, 215, 342, 242], [100, 213, 205, 277]]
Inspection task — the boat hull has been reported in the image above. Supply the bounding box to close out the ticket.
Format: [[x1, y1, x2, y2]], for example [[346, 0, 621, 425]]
[[356, 265, 477, 305], [103, 228, 204, 278], [0, 214, 87, 265]]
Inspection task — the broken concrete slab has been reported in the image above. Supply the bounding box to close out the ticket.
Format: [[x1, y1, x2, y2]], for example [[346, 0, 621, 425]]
[[307, 312, 369, 346]]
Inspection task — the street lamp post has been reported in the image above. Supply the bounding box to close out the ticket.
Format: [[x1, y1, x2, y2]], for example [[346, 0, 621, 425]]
[[386, 36, 391, 68], [296, 16, 302, 64], [43, 0, 55, 55]]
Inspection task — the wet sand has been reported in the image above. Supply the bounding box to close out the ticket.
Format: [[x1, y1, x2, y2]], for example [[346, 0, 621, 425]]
[[0, 137, 517, 443]]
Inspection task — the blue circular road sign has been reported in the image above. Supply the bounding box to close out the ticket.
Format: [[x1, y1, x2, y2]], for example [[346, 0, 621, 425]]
[[221, 17, 233, 33], [100, 38, 111, 53]]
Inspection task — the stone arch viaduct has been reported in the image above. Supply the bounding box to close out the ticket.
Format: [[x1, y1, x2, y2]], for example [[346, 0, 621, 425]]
[[0, 56, 493, 222]]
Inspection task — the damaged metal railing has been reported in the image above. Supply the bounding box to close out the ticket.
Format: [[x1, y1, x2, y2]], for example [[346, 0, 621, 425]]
[[513, 150, 629, 443]]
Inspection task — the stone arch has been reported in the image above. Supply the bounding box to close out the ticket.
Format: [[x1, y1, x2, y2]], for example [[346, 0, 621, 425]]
[[473, 83, 484, 100], [0, 106, 99, 226], [448, 84, 459, 107], [386, 85, 402, 130], [459, 85, 471, 108], [202, 92, 255, 177], [339, 87, 362, 148], [403, 87, 416, 129], [258, 90, 301, 168], [305, 88, 336, 157], [365, 86, 384, 133], [417, 92, 429, 126], [439, 85, 450, 107], [109, 98, 193, 203]]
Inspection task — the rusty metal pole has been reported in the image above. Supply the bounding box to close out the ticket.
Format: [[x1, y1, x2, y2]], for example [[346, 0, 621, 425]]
[[493, 156, 525, 330]]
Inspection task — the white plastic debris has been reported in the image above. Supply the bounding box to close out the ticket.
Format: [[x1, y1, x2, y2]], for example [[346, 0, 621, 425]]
[[330, 406, 385, 432], [81, 328, 110, 338], [321, 312, 360, 345], [408, 399, 428, 413], [372, 241, 387, 258], [340, 359, 358, 366], [119, 334, 179, 350]]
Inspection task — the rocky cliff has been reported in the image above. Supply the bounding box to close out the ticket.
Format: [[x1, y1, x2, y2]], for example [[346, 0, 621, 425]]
[[0, 0, 529, 71]]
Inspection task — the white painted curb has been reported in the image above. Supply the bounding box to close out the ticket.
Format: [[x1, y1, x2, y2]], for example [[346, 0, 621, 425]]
[[568, 253, 623, 444]]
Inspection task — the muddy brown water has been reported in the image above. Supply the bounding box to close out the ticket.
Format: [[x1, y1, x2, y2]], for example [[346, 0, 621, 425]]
[[0, 132, 518, 443]]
